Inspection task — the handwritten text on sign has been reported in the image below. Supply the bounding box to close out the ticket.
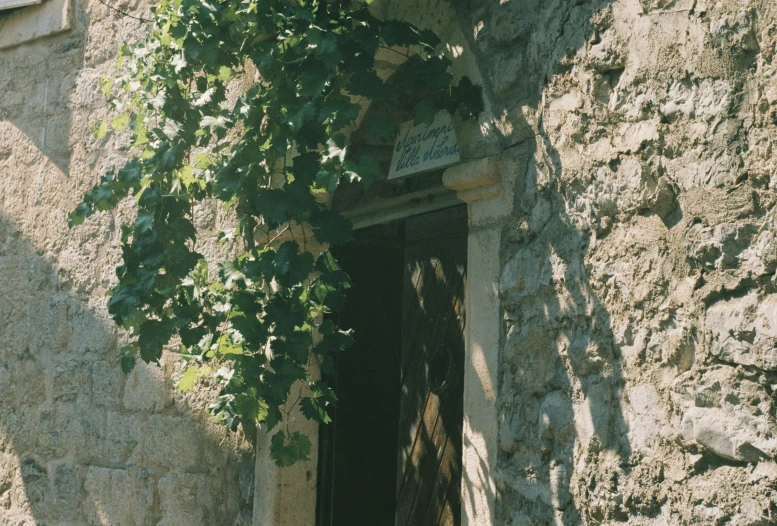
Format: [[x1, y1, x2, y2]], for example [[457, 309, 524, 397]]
[[388, 111, 460, 180]]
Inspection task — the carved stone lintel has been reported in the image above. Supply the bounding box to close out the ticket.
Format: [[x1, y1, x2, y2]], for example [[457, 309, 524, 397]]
[[442, 156, 501, 204]]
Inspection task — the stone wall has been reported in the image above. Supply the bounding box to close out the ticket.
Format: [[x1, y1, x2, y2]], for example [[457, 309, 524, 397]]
[[461, 0, 777, 523], [3, 0, 777, 524], [0, 1, 254, 524], [373, 0, 777, 522]]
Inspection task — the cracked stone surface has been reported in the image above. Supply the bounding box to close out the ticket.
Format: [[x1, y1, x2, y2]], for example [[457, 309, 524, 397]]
[[467, 0, 777, 523]]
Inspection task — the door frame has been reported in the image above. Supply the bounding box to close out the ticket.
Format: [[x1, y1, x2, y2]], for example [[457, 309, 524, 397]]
[[252, 156, 507, 526], [440, 156, 505, 526]]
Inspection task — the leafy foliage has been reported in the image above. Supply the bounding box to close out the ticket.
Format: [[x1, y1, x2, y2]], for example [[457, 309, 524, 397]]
[[70, 0, 482, 465]]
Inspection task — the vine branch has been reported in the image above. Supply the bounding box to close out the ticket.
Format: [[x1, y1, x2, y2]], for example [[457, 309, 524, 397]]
[[95, 0, 151, 23]]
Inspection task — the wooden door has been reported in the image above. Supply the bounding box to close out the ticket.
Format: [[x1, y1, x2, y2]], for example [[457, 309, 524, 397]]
[[395, 206, 467, 526], [318, 222, 405, 526]]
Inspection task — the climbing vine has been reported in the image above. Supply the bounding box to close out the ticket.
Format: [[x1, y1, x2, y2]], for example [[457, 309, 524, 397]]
[[70, 0, 482, 466]]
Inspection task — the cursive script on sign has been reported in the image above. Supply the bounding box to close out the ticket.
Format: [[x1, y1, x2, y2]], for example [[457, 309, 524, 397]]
[[388, 111, 460, 180]]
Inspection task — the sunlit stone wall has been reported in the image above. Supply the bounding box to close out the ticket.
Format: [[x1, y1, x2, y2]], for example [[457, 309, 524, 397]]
[[0, 1, 254, 523]]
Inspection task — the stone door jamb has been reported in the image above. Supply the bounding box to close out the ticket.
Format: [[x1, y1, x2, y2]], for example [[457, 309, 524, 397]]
[[442, 156, 505, 526]]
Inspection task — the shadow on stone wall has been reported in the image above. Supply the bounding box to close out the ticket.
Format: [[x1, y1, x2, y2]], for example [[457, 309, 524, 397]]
[[0, 7, 85, 176], [0, 0, 149, 178], [0, 4, 254, 522], [497, 150, 632, 524], [0, 214, 254, 524], [449, 0, 631, 523]]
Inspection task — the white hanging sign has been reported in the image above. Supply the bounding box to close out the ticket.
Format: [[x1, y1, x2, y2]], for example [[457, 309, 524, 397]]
[[388, 111, 460, 180]]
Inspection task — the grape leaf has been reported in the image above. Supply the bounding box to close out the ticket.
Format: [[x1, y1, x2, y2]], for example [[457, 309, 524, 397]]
[[69, 0, 483, 469], [309, 209, 353, 245], [178, 365, 197, 391], [270, 430, 312, 467]]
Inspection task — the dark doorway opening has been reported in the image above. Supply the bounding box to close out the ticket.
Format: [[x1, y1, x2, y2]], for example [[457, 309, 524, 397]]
[[317, 219, 405, 526], [317, 205, 467, 526]]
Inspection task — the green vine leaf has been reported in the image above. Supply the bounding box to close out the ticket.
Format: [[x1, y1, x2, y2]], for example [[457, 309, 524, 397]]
[[92, 121, 109, 140], [270, 430, 312, 467], [178, 365, 198, 392], [310, 209, 354, 245], [300, 381, 337, 424], [70, 0, 483, 468], [137, 320, 174, 364], [344, 154, 380, 189], [111, 113, 130, 131], [414, 99, 438, 126], [364, 117, 395, 142]]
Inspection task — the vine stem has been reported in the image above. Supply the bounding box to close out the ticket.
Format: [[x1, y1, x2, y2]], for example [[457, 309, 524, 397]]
[[284, 336, 316, 420], [94, 0, 151, 23], [268, 222, 291, 246], [378, 45, 411, 58], [300, 222, 308, 253]]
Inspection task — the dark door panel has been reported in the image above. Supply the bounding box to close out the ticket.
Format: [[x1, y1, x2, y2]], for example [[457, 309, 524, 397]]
[[317, 206, 466, 526], [396, 206, 466, 526]]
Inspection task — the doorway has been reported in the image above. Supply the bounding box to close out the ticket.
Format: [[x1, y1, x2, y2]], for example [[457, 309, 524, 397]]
[[317, 205, 467, 526]]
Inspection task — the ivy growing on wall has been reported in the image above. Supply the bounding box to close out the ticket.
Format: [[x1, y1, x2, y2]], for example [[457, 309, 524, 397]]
[[70, 0, 482, 466]]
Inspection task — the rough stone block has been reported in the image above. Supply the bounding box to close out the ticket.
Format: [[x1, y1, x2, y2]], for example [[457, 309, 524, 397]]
[[500, 247, 552, 299], [105, 411, 143, 466], [91, 360, 122, 407], [51, 463, 82, 520], [157, 471, 210, 525], [504, 325, 560, 394], [706, 293, 777, 371], [572, 381, 614, 451], [84, 466, 131, 525], [538, 391, 574, 454], [132, 468, 156, 523], [9, 358, 45, 408], [0, 363, 10, 405], [0, 406, 36, 458], [19, 458, 49, 517], [68, 307, 114, 355], [588, 29, 625, 72], [688, 222, 758, 270], [28, 295, 71, 355], [488, 9, 532, 45], [627, 384, 666, 452], [675, 366, 777, 462], [51, 357, 91, 402], [73, 404, 106, 465], [647, 177, 678, 222], [0, 452, 16, 507], [680, 407, 772, 462], [35, 404, 75, 458], [143, 415, 200, 469], [123, 361, 168, 412]]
